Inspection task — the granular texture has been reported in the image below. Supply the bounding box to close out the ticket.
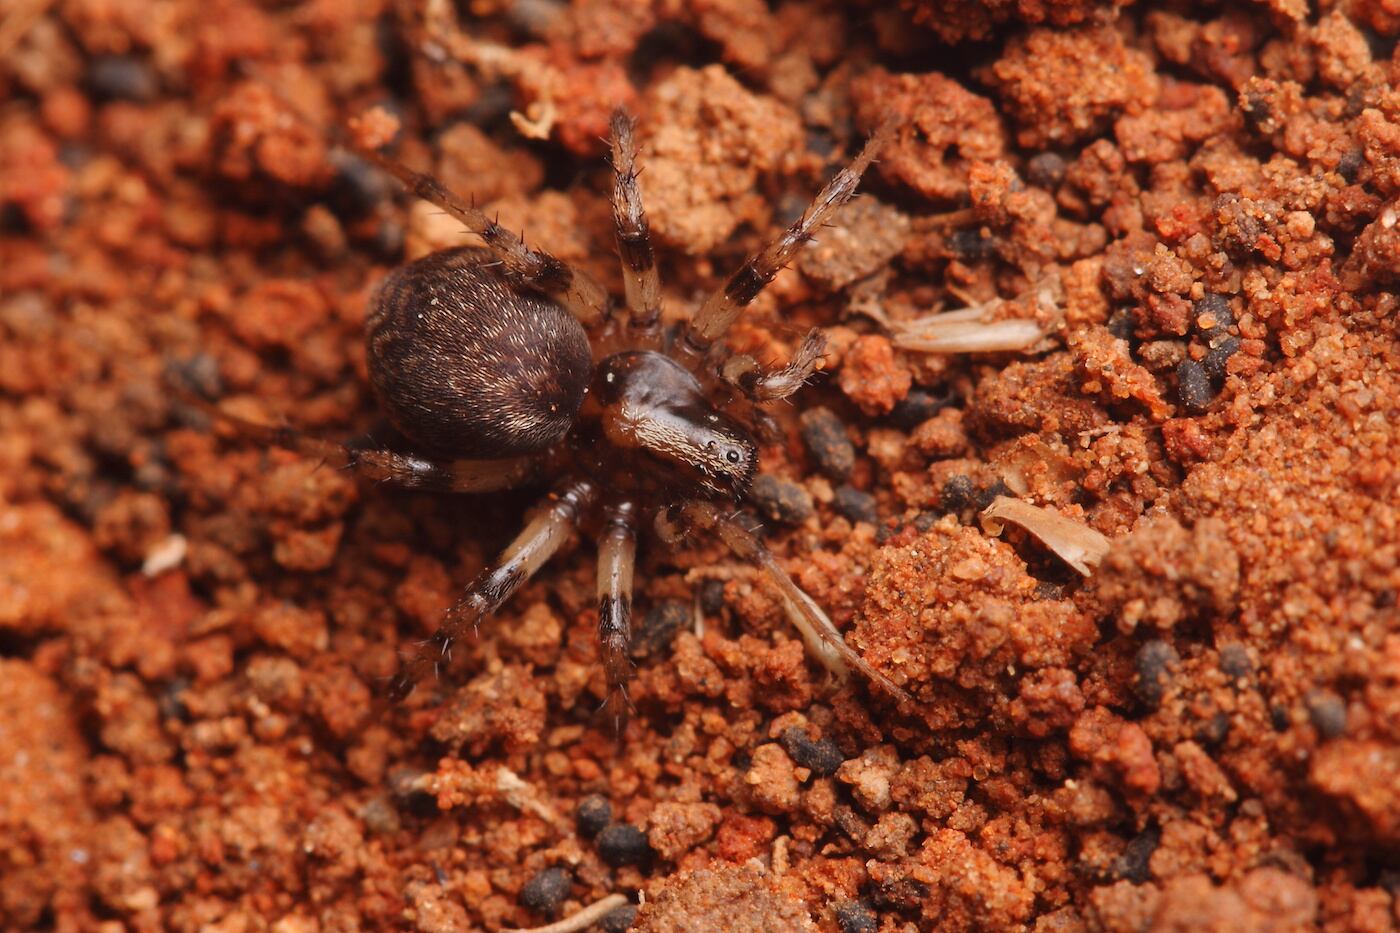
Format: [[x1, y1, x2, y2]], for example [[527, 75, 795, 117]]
[[2, 0, 1398, 930]]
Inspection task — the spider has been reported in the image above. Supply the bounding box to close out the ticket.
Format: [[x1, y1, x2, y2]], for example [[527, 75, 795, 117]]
[[188, 108, 909, 714]]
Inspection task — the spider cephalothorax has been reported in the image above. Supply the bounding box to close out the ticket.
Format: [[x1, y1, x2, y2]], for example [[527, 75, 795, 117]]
[[194, 109, 908, 712]]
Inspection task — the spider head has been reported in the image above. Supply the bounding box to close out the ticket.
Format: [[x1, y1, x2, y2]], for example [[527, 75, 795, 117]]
[[594, 350, 759, 501], [688, 413, 758, 499]]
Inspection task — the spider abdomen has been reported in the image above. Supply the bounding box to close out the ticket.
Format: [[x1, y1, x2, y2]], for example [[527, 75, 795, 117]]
[[366, 247, 594, 458]]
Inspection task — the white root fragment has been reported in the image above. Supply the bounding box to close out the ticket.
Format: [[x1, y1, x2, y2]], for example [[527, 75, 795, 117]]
[[500, 893, 630, 933], [980, 496, 1111, 576]]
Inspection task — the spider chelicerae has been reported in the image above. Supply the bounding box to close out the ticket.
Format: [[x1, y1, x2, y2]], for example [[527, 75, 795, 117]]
[[190, 108, 909, 715]]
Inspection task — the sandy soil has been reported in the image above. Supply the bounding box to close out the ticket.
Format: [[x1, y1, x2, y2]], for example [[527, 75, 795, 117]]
[[1, 0, 1398, 930]]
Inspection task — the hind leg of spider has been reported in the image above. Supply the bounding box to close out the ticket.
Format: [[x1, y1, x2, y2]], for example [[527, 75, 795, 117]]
[[595, 501, 638, 731], [347, 124, 609, 327], [671, 500, 912, 705], [609, 110, 663, 349], [176, 389, 539, 492], [677, 119, 896, 365], [390, 478, 599, 700]]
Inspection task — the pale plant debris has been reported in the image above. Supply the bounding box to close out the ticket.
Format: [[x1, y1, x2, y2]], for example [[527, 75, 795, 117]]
[[892, 278, 1061, 354], [980, 496, 1111, 576]]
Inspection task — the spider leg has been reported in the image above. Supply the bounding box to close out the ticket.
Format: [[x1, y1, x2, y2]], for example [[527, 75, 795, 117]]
[[718, 328, 827, 403], [353, 145, 609, 327], [178, 390, 539, 492], [596, 500, 638, 731], [677, 120, 896, 363], [673, 499, 912, 705], [609, 110, 664, 349], [390, 478, 598, 700]]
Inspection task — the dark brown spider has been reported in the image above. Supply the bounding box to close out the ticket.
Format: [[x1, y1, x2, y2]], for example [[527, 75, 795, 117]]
[[189, 109, 908, 714]]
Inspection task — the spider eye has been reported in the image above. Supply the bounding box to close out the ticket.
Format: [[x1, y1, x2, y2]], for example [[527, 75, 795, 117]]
[[706, 441, 717, 451], [726, 449, 741, 464]]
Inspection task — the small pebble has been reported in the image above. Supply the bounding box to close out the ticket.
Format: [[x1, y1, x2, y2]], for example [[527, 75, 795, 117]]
[[575, 795, 612, 838], [698, 579, 727, 615], [887, 389, 951, 430], [834, 485, 878, 526], [947, 227, 997, 261], [88, 55, 159, 102], [1176, 359, 1214, 413], [1196, 712, 1231, 747], [780, 728, 845, 777], [1201, 335, 1240, 384], [1026, 151, 1067, 189], [1218, 643, 1253, 681], [1192, 293, 1235, 334], [631, 599, 688, 659], [599, 904, 638, 932], [940, 475, 975, 513], [596, 823, 651, 867], [1337, 149, 1363, 183], [358, 795, 402, 835], [519, 866, 571, 915], [971, 479, 1011, 512], [330, 151, 393, 218], [750, 475, 814, 525], [1113, 825, 1160, 883], [1133, 640, 1179, 711], [1306, 690, 1347, 739], [1107, 307, 1137, 342], [800, 407, 856, 480], [835, 900, 879, 933]]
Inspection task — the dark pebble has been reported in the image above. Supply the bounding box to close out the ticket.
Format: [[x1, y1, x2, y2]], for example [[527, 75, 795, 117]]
[[940, 475, 976, 512], [947, 227, 997, 261], [596, 823, 651, 867], [1113, 825, 1160, 883], [599, 904, 638, 932], [1026, 152, 1067, 189], [88, 55, 159, 102], [912, 511, 939, 532], [870, 875, 928, 911], [836, 900, 879, 933], [1337, 149, 1363, 183], [1218, 643, 1253, 681], [972, 478, 1011, 512], [800, 407, 856, 480], [887, 389, 952, 430], [575, 795, 612, 838], [330, 151, 394, 218], [1270, 704, 1291, 731], [1134, 640, 1180, 711], [1176, 359, 1214, 413], [1192, 293, 1235, 334], [1201, 335, 1240, 384], [630, 599, 688, 659], [780, 728, 845, 777], [1107, 308, 1138, 342], [519, 866, 571, 915], [834, 485, 878, 526], [1196, 711, 1231, 747], [1306, 690, 1347, 739], [699, 579, 727, 615], [750, 475, 814, 525]]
